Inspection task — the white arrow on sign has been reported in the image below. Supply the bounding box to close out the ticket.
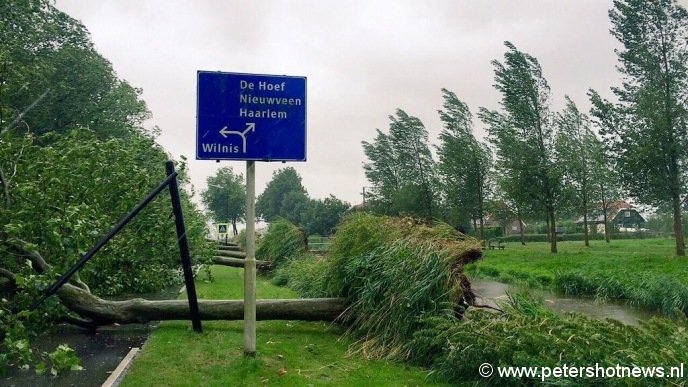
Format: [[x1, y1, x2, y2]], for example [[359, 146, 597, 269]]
[[219, 123, 256, 153]]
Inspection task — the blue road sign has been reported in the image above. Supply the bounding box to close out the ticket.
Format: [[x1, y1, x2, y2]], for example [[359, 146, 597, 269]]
[[196, 71, 307, 161]]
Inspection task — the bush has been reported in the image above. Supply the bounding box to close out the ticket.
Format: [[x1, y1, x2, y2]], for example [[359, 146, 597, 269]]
[[409, 293, 688, 386], [499, 232, 668, 243], [234, 229, 247, 249], [255, 218, 306, 268], [271, 253, 334, 298]]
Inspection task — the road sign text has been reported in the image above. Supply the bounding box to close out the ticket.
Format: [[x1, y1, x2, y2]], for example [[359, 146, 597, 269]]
[[197, 71, 306, 161]]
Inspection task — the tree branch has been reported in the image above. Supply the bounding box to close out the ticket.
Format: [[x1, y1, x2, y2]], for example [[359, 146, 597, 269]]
[[70, 272, 91, 293], [5, 239, 50, 273], [0, 89, 49, 137], [0, 267, 16, 292], [0, 267, 15, 282], [0, 166, 9, 208], [470, 303, 504, 313]]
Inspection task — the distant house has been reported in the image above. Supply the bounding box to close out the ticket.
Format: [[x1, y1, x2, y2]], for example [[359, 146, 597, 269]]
[[576, 201, 646, 233]]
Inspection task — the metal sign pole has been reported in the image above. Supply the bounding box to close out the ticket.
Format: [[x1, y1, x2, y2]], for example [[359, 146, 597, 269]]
[[166, 161, 203, 333], [196, 71, 306, 356], [244, 160, 257, 356]]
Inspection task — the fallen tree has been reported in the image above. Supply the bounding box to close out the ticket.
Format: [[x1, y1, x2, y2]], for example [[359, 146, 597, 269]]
[[59, 283, 346, 325], [215, 249, 247, 258], [212, 256, 272, 270], [3, 239, 345, 329]]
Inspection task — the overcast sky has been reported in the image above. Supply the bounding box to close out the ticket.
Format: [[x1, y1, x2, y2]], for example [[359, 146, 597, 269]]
[[53, 0, 686, 207]]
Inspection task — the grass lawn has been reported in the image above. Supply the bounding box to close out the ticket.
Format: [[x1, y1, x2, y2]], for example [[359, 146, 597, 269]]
[[121, 266, 446, 387], [466, 238, 688, 314]]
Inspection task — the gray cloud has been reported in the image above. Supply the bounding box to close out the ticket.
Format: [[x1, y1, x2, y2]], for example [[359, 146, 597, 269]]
[[55, 0, 683, 208]]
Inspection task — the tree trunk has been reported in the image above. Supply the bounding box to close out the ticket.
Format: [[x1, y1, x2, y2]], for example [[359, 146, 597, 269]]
[[549, 208, 558, 253], [218, 244, 242, 252], [672, 194, 685, 256], [212, 256, 272, 270], [583, 212, 590, 247], [479, 216, 484, 241], [472, 218, 478, 238], [582, 186, 589, 247], [516, 208, 525, 246], [546, 216, 551, 243], [599, 182, 610, 243], [56, 283, 346, 325]]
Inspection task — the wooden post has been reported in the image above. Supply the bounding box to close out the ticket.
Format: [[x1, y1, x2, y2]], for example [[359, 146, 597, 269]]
[[244, 160, 256, 356]]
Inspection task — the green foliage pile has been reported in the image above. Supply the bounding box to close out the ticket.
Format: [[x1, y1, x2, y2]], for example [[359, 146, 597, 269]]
[[255, 218, 306, 268], [0, 131, 212, 374], [1, 130, 212, 296], [293, 213, 483, 359], [409, 293, 688, 386], [0, 267, 67, 373], [234, 229, 247, 249]]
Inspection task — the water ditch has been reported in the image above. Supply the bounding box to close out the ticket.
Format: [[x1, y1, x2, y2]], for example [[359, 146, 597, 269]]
[[470, 278, 657, 326]]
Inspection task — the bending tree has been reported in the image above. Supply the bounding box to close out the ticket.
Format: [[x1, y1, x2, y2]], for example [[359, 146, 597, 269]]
[[436, 88, 492, 237], [590, 0, 688, 256], [554, 96, 602, 247], [480, 42, 561, 253], [362, 109, 436, 222]]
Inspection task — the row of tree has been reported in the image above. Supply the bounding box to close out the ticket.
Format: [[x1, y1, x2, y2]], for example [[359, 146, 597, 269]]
[[201, 167, 351, 237], [363, 0, 688, 256]]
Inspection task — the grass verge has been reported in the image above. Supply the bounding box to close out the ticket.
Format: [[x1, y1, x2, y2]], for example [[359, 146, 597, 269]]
[[466, 239, 688, 315], [120, 265, 446, 387]]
